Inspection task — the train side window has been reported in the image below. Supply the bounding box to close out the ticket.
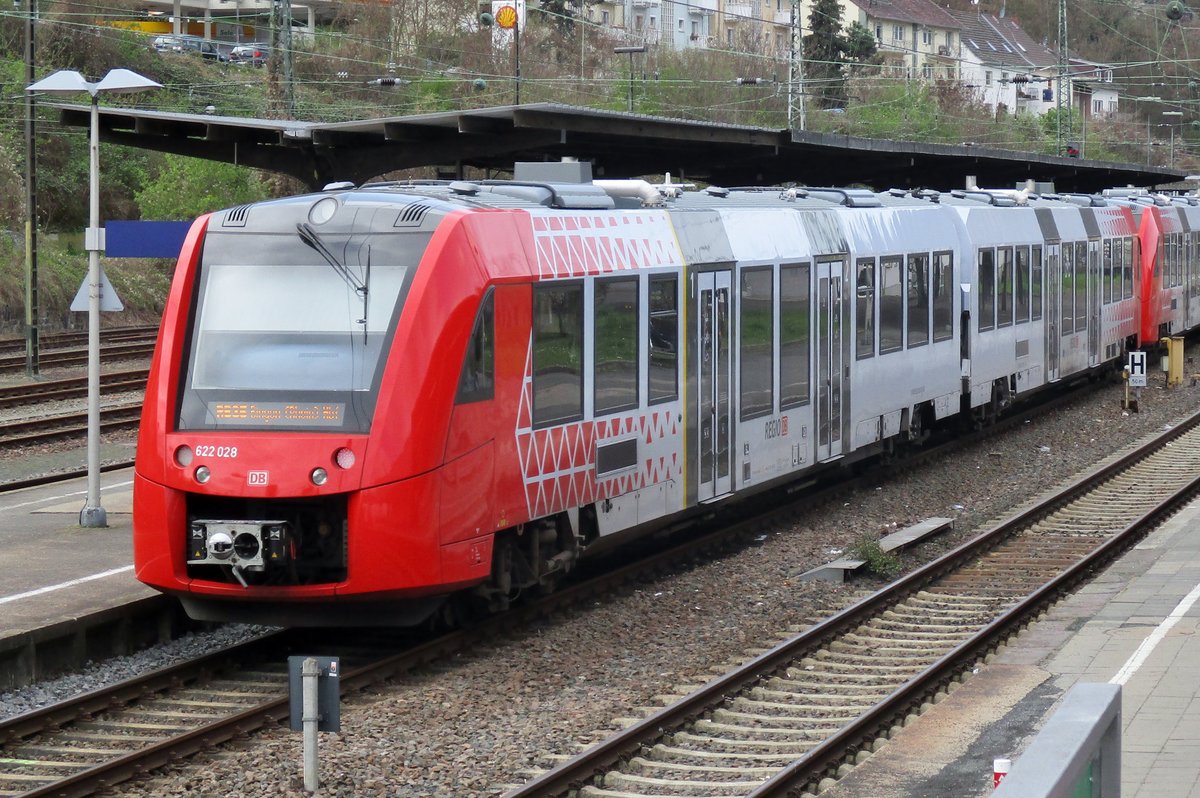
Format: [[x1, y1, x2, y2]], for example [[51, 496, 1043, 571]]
[[532, 282, 584, 427], [455, 289, 495, 404], [879, 256, 903, 354], [1102, 240, 1113, 305], [1172, 235, 1180, 287], [906, 253, 929, 348], [996, 247, 1014, 328], [648, 275, 678, 404], [739, 266, 774, 420], [856, 257, 875, 359], [1030, 245, 1043, 321], [594, 276, 638, 416], [978, 248, 995, 332], [1123, 238, 1134, 300], [1061, 242, 1074, 335], [780, 262, 810, 408], [1015, 246, 1030, 323], [1113, 240, 1124, 302], [932, 251, 953, 342], [1193, 234, 1200, 298], [1074, 242, 1087, 331]]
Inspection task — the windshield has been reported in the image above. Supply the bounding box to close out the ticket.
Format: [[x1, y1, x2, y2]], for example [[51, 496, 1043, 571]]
[[177, 227, 426, 432]]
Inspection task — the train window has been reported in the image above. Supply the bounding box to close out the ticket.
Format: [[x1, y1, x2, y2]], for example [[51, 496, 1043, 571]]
[[978, 248, 995, 332], [1123, 238, 1134, 300], [1112, 240, 1123, 303], [1015, 246, 1030, 323], [532, 282, 583, 427], [594, 277, 639, 416], [996, 247, 1014, 328], [1030, 245, 1043, 321], [906, 253, 929, 348], [1073, 243, 1087, 331], [879, 256, 903, 354], [780, 263, 810, 408], [1193, 235, 1200, 298], [648, 275, 678, 404], [856, 257, 875, 359], [1176, 234, 1185, 288], [1061, 242, 1074, 335], [455, 290, 494, 404], [740, 266, 774, 420], [932, 251, 953, 342], [1103, 240, 1113, 305]]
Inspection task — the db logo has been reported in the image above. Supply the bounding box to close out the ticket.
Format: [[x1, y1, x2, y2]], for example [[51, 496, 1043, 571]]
[[247, 471, 269, 486]]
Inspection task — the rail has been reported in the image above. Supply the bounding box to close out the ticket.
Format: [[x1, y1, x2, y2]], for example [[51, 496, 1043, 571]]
[[501, 407, 1200, 797]]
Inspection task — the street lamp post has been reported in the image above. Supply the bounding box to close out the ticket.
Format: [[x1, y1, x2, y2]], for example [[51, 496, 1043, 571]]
[[25, 69, 161, 528], [614, 45, 645, 113], [1162, 111, 1184, 168], [1133, 96, 1162, 166]]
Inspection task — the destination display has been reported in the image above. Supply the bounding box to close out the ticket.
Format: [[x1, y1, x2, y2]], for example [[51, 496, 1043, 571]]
[[209, 401, 345, 427]]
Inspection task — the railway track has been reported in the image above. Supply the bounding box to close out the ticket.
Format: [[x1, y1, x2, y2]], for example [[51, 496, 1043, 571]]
[[0, 402, 145, 449], [0, 327, 157, 359], [0, 400, 1195, 797], [0, 370, 149, 411], [0, 343, 157, 376], [501, 409, 1200, 798]]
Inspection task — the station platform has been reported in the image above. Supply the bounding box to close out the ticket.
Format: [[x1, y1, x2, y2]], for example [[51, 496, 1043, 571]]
[[825, 499, 1200, 798], [0, 468, 183, 691]]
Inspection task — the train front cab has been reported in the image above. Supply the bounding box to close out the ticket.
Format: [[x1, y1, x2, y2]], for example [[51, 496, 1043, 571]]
[[133, 196, 526, 625]]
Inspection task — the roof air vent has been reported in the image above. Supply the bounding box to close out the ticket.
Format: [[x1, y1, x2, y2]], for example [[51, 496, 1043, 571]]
[[394, 202, 432, 228], [222, 204, 252, 227]]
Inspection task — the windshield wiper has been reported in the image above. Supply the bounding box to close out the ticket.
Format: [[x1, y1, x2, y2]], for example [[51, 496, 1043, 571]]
[[297, 222, 370, 341]]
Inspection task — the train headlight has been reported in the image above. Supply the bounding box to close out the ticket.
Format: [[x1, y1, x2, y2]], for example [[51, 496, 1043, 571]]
[[334, 447, 356, 469], [310, 467, 329, 486], [174, 445, 194, 467], [309, 196, 338, 225], [195, 465, 211, 484]]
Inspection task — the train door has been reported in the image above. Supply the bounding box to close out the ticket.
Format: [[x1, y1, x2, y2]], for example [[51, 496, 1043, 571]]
[[1046, 243, 1061, 380], [815, 257, 845, 462], [696, 270, 732, 501], [1088, 239, 1101, 366]]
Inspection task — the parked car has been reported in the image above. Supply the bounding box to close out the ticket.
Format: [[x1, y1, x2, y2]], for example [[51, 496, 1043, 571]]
[[151, 34, 183, 52], [153, 34, 226, 61], [228, 43, 269, 66]]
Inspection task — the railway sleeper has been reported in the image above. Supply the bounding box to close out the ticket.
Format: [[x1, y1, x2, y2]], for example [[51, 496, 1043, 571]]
[[707, 710, 848, 730], [752, 685, 888, 705], [595, 770, 764, 795], [783, 667, 889, 683], [651, 744, 810, 763], [745, 689, 879, 712], [732, 696, 870, 717], [833, 635, 968, 652], [806, 652, 936, 667], [8, 745, 125, 758], [669, 731, 821, 751], [842, 627, 978, 643], [627, 756, 781, 780], [765, 677, 889, 696], [53, 731, 160, 743], [0, 758, 90, 771]]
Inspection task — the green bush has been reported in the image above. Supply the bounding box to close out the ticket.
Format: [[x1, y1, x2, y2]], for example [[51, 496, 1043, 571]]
[[849, 534, 903, 580]]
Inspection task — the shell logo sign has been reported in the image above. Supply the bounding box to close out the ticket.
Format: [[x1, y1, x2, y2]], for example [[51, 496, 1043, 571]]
[[489, 0, 525, 38], [494, 4, 518, 28]]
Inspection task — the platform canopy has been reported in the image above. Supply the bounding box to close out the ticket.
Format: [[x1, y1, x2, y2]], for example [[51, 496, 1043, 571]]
[[50, 101, 1184, 192]]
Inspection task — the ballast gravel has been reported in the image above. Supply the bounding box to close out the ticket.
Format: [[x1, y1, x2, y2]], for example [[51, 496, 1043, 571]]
[[2, 359, 1199, 798]]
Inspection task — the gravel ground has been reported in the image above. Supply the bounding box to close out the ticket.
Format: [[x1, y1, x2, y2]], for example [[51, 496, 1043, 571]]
[[2, 354, 1198, 798]]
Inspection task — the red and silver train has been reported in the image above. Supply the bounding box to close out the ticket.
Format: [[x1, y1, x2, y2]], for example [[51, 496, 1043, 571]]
[[132, 164, 1200, 625]]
